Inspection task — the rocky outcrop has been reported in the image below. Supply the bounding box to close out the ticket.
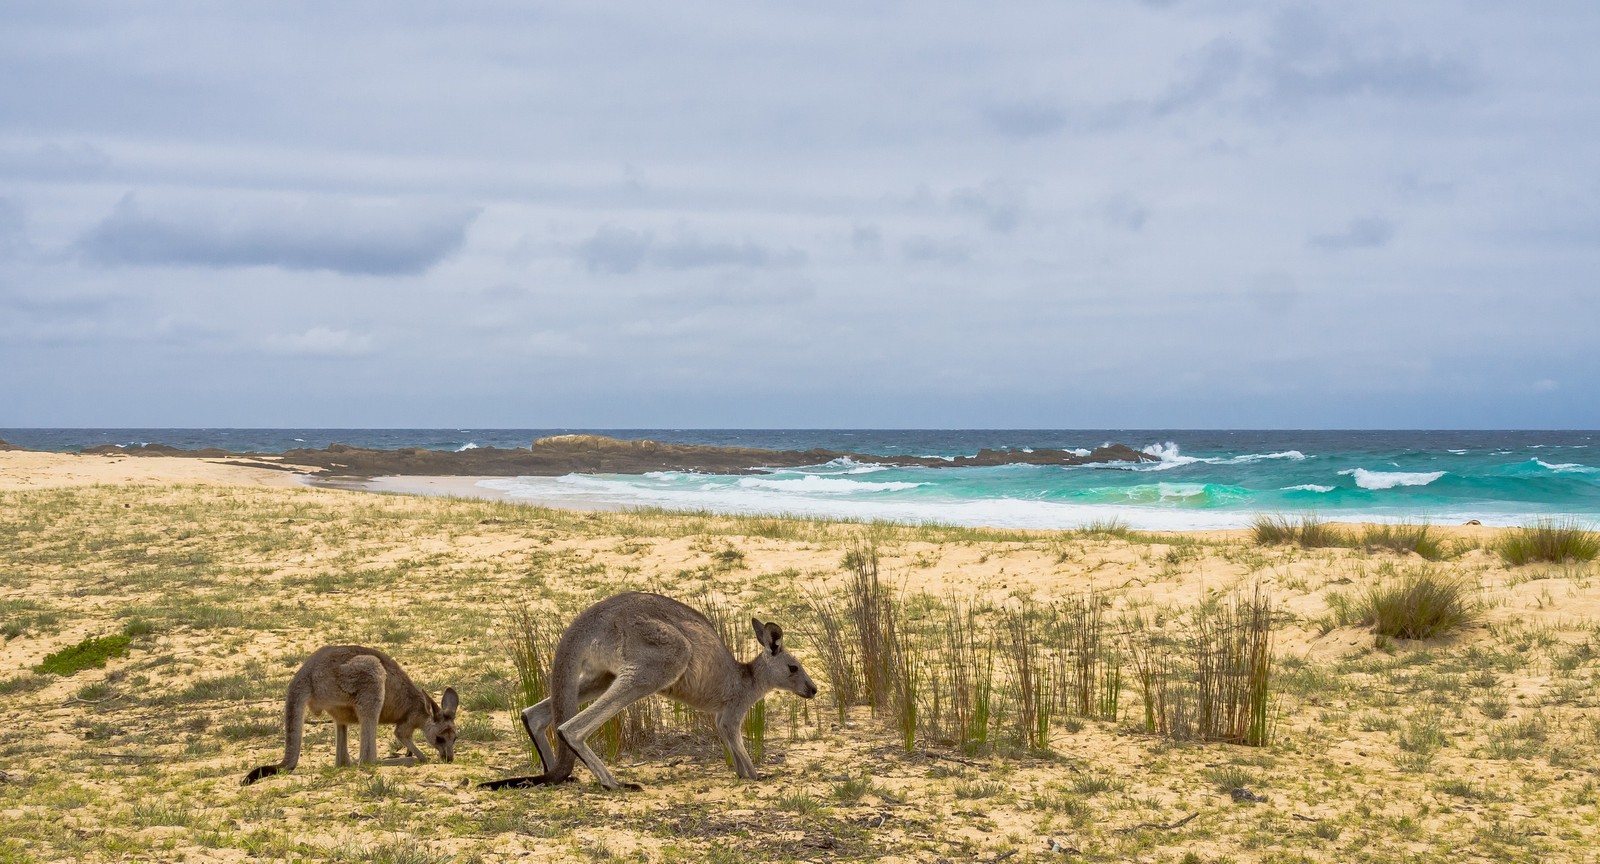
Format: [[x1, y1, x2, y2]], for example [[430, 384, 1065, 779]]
[[0, 438, 21, 451], [65, 434, 1160, 477]]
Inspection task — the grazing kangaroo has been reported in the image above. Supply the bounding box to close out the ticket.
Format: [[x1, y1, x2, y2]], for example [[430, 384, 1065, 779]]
[[483, 592, 817, 791], [242, 645, 458, 785]]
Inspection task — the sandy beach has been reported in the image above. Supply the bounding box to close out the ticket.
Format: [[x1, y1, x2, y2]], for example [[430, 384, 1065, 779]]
[[2, 450, 1598, 862]]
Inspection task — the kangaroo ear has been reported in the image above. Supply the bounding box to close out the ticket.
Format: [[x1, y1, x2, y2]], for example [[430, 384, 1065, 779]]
[[751, 616, 769, 649], [764, 622, 784, 655], [440, 687, 459, 717]]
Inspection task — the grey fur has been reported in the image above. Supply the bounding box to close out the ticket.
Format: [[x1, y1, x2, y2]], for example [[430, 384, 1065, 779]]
[[499, 592, 817, 791], [242, 645, 458, 785]]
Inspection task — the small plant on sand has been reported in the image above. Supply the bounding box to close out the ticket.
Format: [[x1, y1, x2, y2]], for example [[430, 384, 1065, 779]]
[[1251, 514, 1346, 548], [1360, 523, 1445, 561], [1357, 566, 1480, 641], [34, 634, 131, 677], [1077, 517, 1132, 538], [1496, 520, 1600, 565]]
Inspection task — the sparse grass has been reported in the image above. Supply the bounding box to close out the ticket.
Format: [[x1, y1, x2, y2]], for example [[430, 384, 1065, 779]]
[[1360, 523, 1446, 560], [1251, 514, 1347, 548], [1497, 520, 1600, 565], [4, 481, 1600, 863]]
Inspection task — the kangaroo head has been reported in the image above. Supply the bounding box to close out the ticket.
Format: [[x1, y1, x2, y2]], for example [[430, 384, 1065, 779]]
[[424, 687, 459, 762], [750, 617, 819, 700]]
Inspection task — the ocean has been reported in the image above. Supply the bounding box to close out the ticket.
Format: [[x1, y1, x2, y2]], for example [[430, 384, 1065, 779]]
[[5, 429, 1597, 531]]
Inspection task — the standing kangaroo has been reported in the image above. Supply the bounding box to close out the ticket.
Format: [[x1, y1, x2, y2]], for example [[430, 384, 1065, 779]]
[[242, 645, 459, 785], [484, 592, 817, 791]]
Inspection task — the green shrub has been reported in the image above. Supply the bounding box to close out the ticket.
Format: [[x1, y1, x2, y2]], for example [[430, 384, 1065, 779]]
[[1358, 567, 1479, 640], [34, 634, 131, 677], [1360, 523, 1445, 561], [1251, 514, 1347, 548], [1496, 520, 1599, 565]]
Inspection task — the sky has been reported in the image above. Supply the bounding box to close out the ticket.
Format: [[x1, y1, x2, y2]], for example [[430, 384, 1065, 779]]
[[2, 1, 1598, 429]]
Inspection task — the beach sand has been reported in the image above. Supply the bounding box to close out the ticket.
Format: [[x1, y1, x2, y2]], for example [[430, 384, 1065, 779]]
[[2, 451, 1597, 862]]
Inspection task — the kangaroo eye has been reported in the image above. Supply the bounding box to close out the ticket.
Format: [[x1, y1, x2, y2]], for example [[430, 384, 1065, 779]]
[[788, 664, 800, 674]]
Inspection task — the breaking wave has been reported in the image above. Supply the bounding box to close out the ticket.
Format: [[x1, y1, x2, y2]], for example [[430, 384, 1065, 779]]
[[1338, 468, 1446, 490]]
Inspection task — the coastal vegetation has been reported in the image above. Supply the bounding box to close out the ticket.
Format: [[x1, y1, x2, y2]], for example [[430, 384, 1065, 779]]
[[1, 480, 1598, 862], [1495, 519, 1600, 565], [1252, 514, 1449, 560]]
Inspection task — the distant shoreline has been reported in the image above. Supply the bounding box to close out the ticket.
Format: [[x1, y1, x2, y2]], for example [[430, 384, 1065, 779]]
[[300, 473, 623, 513]]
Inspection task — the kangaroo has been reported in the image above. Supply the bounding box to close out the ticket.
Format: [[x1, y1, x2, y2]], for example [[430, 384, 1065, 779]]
[[483, 592, 817, 791], [242, 645, 458, 785]]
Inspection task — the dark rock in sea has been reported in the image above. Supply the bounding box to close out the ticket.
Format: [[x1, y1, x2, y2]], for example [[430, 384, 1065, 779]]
[[62, 433, 1159, 477], [0, 438, 21, 451]]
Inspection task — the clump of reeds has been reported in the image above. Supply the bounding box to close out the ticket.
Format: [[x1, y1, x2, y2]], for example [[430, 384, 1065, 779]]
[[1077, 517, 1132, 538], [1191, 586, 1275, 746], [927, 597, 993, 755], [1251, 514, 1346, 548], [1357, 565, 1480, 641], [805, 589, 863, 722], [1123, 587, 1276, 747], [502, 603, 556, 765], [1124, 609, 1194, 740], [1496, 520, 1600, 565], [1359, 522, 1445, 560], [1054, 592, 1120, 721], [999, 600, 1052, 752], [846, 539, 897, 714]]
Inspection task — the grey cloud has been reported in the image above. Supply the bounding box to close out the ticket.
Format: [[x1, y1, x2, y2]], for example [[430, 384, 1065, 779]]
[[0, 198, 26, 256], [1261, 10, 1478, 106], [1100, 195, 1149, 232], [575, 226, 806, 274], [577, 226, 652, 274], [1152, 39, 1246, 116], [654, 237, 805, 270], [851, 225, 883, 257], [0, 142, 113, 181], [1010, 11, 1476, 137], [902, 235, 971, 264], [76, 192, 478, 276], [261, 326, 375, 356], [951, 181, 1025, 233], [981, 100, 1069, 138], [1309, 217, 1395, 251]]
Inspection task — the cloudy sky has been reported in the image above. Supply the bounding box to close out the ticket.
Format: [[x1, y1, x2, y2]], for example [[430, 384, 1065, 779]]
[[2, 2, 1597, 428]]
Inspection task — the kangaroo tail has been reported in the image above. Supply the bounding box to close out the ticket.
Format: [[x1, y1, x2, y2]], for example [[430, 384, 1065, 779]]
[[241, 764, 280, 785], [244, 674, 311, 786], [545, 644, 582, 783]]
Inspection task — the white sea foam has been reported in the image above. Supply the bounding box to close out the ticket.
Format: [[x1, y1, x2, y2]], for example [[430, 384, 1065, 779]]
[[736, 475, 925, 494], [1141, 442, 1191, 463], [1131, 443, 1308, 472], [1284, 484, 1336, 493], [460, 473, 1578, 532], [1232, 450, 1307, 463], [456, 442, 479, 452], [472, 474, 1272, 530], [1069, 448, 1091, 457], [1535, 459, 1599, 474], [1448, 449, 1468, 455], [1338, 468, 1446, 490]]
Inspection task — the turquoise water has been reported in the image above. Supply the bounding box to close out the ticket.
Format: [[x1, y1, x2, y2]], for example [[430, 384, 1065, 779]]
[[6, 429, 1597, 530]]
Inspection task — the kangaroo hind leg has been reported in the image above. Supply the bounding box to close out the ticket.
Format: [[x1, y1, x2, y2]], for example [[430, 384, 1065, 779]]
[[558, 654, 687, 791], [484, 676, 614, 791]]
